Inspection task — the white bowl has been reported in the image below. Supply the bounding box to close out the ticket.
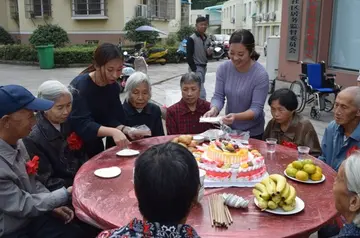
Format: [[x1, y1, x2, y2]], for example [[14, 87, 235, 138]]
[[199, 169, 206, 186], [193, 135, 205, 143]]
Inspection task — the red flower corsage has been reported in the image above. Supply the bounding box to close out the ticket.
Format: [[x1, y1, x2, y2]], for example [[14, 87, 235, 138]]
[[282, 141, 298, 150], [26, 155, 39, 175], [67, 132, 83, 150], [346, 145, 359, 158]]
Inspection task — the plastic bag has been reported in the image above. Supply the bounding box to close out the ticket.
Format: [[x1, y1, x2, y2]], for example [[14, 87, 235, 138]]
[[227, 130, 250, 145], [128, 125, 152, 138]]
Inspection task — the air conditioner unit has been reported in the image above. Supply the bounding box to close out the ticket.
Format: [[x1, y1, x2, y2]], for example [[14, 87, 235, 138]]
[[136, 4, 148, 18], [263, 13, 269, 21], [230, 17, 235, 23], [269, 12, 276, 21]]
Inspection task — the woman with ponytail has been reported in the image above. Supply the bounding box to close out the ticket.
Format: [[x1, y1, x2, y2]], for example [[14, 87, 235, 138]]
[[69, 43, 136, 158], [203, 29, 269, 140]]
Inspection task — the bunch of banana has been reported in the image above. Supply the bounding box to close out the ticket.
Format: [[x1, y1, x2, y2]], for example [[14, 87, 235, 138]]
[[252, 174, 297, 212]]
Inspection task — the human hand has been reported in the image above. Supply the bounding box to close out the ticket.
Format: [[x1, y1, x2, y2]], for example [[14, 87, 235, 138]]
[[67, 186, 72, 195], [112, 129, 130, 148], [53, 206, 74, 224], [203, 107, 218, 118], [222, 113, 236, 125]]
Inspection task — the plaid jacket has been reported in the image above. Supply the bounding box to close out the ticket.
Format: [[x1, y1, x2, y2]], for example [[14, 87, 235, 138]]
[[166, 98, 214, 135]]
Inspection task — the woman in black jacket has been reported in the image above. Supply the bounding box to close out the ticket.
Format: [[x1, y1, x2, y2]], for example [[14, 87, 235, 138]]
[[23, 80, 87, 191]]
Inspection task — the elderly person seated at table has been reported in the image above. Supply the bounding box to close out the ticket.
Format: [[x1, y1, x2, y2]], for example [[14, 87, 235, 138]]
[[23, 80, 87, 192], [332, 151, 360, 237], [166, 72, 214, 135], [319, 86, 360, 172], [97, 142, 200, 238], [263, 88, 321, 156], [123, 72, 164, 137], [0, 85, 84, 238]]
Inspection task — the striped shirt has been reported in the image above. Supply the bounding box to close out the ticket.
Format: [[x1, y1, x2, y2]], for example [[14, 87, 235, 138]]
[[211, 60, 269, 137]]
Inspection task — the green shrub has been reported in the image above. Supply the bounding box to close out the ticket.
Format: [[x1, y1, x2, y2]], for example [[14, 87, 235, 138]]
[[166, 46, 177, 63], [29, 24, 70, 48], [0, 26, 15, 45], [0, 45, 37, 61], [165, 34, 178, 46], [124, 17, 159, 44], [176, 25, 195, 41], [0, 44, 180, 65], [54, 46, 96, 66]]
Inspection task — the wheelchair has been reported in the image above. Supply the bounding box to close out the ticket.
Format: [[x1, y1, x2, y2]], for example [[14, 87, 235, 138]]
[[289, 61, 341, 120]]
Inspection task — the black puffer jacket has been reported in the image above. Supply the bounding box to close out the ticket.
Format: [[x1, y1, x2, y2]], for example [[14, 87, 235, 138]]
[[23, 112, 87, 191]]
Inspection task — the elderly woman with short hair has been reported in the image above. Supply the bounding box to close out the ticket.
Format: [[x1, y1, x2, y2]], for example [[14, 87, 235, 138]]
[[166, 72, 214, 135], [123, 72, 164, 137], [332, 152, 360, 237], [23, 80, 87, 192]]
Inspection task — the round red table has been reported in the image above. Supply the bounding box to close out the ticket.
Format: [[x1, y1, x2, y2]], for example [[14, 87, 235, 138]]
[[72, 136, 338, 238]]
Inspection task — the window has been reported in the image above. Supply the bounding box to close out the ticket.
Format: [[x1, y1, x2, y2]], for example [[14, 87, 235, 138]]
[[148, 0, 175, 19], [330, 0, 360, 71], [72, 0, 106, 17], [244, 4, 247, 16], [249, 2, 251, 15], [25, 0, 51, 17], [233, 5, 235, 18], [259, 2, 262, 13], [274, 0, 279, 11], [230, 6, 232, 18], [266, 0, 269, 12], [9, 0, 19, 19]]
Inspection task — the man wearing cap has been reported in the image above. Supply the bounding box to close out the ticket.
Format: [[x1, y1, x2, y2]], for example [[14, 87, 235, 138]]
[[0, 85, 84, 237]]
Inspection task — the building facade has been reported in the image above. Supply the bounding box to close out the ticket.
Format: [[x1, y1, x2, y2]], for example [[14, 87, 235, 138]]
[[0, 0, 183, 44], [254, 0, 282, 46], [278, 0, 360, 87], [221, 0, 245, 35], [189, 6, 221, 34]]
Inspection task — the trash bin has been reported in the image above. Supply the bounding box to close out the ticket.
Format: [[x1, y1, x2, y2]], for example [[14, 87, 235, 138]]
[[36, 45, 54, 69]]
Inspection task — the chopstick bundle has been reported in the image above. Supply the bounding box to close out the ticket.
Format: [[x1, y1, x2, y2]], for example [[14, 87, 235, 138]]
[[208, 194, 233, 228]]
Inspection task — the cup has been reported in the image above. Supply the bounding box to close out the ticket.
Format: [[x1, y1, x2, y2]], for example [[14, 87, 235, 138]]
[[197, 169, 206, 202], [266, 138, 277, 153], [199, 169, 206, 187], [297, 146, 310, 160], [197, 186, 205, 203]]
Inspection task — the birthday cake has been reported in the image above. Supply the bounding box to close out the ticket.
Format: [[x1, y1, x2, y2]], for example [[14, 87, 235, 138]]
[[195, 139, 267, 182]]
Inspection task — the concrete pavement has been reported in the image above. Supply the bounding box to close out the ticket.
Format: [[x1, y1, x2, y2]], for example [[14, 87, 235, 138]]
[[0, 52, 332, 142]]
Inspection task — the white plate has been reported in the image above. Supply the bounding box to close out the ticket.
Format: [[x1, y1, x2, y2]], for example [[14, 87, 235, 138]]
[[199, 117, 221, 124], [94, 166, 121, 179], [116, 149, 140, 157], [284, 170, 326, 184], [254, 196, 305, 215]]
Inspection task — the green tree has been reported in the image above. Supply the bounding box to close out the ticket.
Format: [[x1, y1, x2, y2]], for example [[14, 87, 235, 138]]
[[29, 24, 69, 47], [176, 25, 195, 41], [0, 26, 15, 45], [124, 17, 159, 44]]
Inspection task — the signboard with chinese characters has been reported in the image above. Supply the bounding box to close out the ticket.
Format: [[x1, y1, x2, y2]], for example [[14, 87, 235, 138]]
[[286, 0, 303, 61], [303, 0, 322, 63]]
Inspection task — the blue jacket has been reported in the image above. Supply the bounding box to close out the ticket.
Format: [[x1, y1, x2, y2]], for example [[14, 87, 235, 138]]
[[318, 120, 360, 171]]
